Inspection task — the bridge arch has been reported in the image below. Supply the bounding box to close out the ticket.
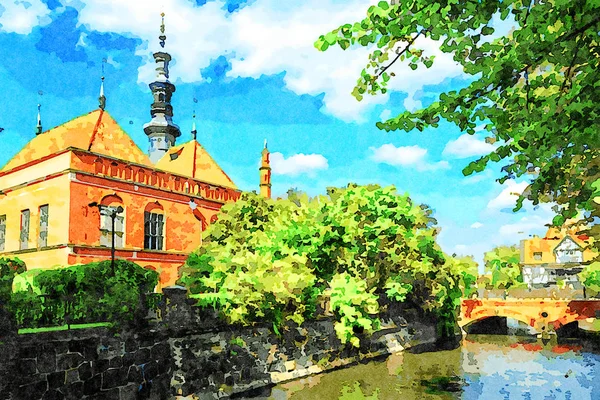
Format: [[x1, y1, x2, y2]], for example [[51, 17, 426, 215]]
[[460, 299, 597, 334]]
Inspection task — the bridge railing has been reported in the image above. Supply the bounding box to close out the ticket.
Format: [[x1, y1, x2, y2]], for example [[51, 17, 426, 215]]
[[476, 286, 587, 300]]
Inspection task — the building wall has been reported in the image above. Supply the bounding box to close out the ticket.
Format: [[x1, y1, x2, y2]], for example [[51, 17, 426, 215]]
[[69, 178, 209, 252], [0, 173, 71, 260]]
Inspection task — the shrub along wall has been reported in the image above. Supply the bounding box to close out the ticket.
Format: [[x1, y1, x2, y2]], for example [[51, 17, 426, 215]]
[[9, 260, 159, 329]]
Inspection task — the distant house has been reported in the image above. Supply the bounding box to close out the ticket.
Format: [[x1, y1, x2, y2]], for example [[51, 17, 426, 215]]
[[520, 226, 595, 288]]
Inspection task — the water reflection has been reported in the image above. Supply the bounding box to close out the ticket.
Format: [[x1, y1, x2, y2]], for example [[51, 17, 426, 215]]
[[250, 335, 600, 400]]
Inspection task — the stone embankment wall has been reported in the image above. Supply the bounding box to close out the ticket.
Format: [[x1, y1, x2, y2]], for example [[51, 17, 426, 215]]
[[0, 328, 172, 400], [169, 316, 437, 398], [0, 288, 440, 399]]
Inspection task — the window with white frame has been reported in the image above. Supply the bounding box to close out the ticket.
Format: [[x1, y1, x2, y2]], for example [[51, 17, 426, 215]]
[[38, 205, 49, 248], [144, 211, 164, 250], [20, 209, 30, 250], [0, 215, 6, 251], [99, 206, 124, 248]]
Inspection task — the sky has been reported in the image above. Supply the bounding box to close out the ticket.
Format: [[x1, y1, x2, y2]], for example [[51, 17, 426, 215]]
[[0, 0, 555, 267]]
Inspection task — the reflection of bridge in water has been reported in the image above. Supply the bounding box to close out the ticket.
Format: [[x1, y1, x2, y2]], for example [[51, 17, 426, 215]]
[[460, 298, 600, 335]]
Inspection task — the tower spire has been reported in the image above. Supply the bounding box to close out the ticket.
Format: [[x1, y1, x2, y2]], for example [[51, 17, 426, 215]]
[[36, 104, 42, 135], [99, 59, 106, 110], [191, 111, 197, 141], [143, 12, 181, 163]]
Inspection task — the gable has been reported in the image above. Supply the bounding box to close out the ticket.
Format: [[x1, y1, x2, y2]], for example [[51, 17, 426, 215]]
[[155, 141, 237, 189], [553, 236, 583, 253]]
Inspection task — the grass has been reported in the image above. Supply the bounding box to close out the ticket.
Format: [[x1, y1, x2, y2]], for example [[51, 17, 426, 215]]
[[18, 322, 113, 334]]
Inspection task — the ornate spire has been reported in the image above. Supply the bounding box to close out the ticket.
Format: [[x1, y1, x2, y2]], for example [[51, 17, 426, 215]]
[[143, 12, 181, 164], [36, 104, 42, 135], [99, 59, 106, 110], [159, 12, 166, 48], [191, 111, 197, 141]]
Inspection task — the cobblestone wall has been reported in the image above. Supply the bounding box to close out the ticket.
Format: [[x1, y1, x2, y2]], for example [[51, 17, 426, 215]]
[[0, 328, 172, 400]]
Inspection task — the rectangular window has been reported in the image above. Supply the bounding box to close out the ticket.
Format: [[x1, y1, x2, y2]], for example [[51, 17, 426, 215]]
[[20, 209, 30, 250], [0, 215, 6, 251], [99, 207, 124, 248], [144, 212, 164, 250], [38, 205, 49, 248], [533, 252, 542, 261]]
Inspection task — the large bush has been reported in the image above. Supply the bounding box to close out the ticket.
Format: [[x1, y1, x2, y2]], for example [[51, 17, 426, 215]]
[[180, 185, 462, 345], [11, 260, 158, 329], [0, 258, 26, 334]]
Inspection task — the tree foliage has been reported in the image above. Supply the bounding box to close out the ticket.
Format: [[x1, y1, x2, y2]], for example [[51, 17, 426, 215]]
[[484, 245, 523, 289], [579, 261, 600, 297], [179, 185, 462, 345], [316, 0, 600, 224], [448, 255, 479, 297]]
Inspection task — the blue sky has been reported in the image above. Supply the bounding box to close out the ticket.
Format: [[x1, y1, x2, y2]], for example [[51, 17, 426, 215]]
[[0, 0, 555, 266]]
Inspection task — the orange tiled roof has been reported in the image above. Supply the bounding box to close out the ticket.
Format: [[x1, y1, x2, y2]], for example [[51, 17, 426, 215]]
[[1, 109, 151, 172], [155, 140, 237, 189], [521, 226, 596, 264]]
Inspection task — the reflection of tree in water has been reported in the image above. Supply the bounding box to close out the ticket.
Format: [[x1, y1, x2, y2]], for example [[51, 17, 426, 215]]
[[270, 349, 463, 400], [338, 381, 379, 400]]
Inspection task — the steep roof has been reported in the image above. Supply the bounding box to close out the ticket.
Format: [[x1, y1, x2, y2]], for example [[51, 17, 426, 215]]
[[155, 140, 237, 189], [1, 109, 151, 172]]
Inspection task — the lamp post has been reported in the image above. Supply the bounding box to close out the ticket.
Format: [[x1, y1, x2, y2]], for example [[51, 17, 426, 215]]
[[188, 199, 202, 248], [89, 202, 124, 276]]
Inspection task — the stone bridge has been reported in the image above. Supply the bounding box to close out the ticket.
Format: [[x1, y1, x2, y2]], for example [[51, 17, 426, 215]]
[[460, 299, 600, 333]]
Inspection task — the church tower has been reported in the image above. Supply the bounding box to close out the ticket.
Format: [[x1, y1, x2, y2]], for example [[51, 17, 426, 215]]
[[143, 13, 181, 164], [259, 140, 271, 199]]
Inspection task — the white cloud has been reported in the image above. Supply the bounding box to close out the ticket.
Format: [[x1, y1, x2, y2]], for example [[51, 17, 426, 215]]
[[0, 0, 50, 34], [76, 0, 465, 123], [372, 144, 426, 166], [379, 109, 392, 121], [499, 216, 549, 237], [270, 152, 328, 176], [371, 143, 450, 172], [461, 169, 494, 185], [471, 222, 483, 229], [443, 134, 495, 159], [487, 180, 529, 210]]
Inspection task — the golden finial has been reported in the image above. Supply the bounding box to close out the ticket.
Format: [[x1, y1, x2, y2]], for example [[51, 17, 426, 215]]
[[159, 12, 166, 48]]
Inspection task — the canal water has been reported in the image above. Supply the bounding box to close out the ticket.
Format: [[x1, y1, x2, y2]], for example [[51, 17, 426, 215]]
[[250, 335, 600, 400]]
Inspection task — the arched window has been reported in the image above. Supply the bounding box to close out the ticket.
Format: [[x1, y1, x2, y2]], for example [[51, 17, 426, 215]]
[[144, 202, 164, 250], [99, 194, 125, 248], [158, 93, 165, 102]]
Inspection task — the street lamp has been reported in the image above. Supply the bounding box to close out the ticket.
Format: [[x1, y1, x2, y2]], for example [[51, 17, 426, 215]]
[[188, 199, 202, 248], [89, 201, 124, 276]]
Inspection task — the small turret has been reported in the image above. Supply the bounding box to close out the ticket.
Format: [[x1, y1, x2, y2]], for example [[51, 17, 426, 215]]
[[259, 139, 271, 199]]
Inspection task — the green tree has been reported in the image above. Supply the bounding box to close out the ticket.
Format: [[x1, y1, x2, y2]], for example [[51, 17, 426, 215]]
[[180, 185, 462, 345], [448, 255, 479, 298], [484, 245, 523, 289], [316, 0, 600, 225], [579, 261, 600, 297]]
